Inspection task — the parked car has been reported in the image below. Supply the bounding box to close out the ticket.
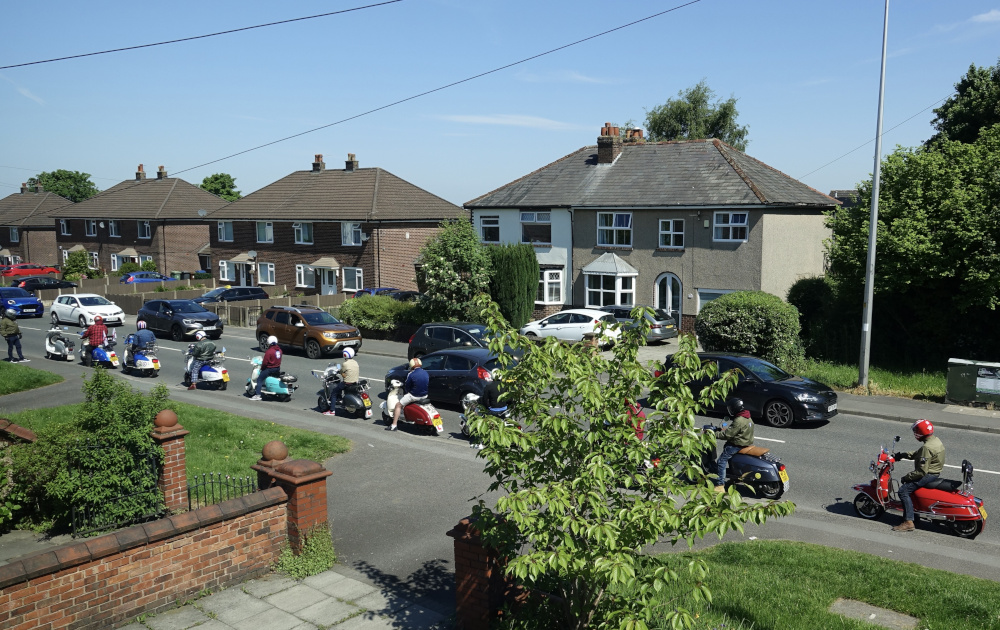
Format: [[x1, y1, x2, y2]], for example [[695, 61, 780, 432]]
[[137, 299, 223, 340], [598, 304, 678, 343], [658, 351, 838, 428], [0, 263, 60, 277], [384, 347, 511, 406], [519, 308, 620, 345], [385, 290, 425, 302], [350, 287, 398, 299], [9, 276, 78, 293], [120, 271, 175, 284], [51, 293, 124, 326], [192, 286, 269, 304], [255, 304, 361, 359], [408, 322, 492, 359], [0, 287, 44, 318]]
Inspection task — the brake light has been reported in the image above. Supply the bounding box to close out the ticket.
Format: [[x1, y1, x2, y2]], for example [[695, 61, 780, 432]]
[[408, 333, 416, 344], [17, 282, 24, 288], [476, 366, 490, 380], [778, 464, 786, 472], [127, 276, 133, 283]]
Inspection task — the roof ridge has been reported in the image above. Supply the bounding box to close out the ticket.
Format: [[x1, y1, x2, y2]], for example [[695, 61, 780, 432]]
[[464, 146, 591, 207], [153, 178, 180, 219], [712, 139, 767, 204], [369, 168, 380, 221], [712, 139, 840, 205]]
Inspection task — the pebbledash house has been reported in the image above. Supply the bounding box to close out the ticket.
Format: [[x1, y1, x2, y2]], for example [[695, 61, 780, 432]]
[[465, 123, 839, 331]]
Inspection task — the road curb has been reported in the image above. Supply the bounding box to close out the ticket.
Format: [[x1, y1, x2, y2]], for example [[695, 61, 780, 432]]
[[840, 408, 1000, 435]]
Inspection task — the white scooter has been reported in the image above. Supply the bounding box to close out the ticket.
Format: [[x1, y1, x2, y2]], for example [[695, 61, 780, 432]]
[[183, 344, 229, 390], [380, 379, 443, 434], [44, 325, 75, 361]]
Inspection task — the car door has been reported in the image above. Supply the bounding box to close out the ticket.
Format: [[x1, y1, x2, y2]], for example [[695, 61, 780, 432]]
[[427, 326, 452, 354], [63, 295, 83, 323], [418, 353, 448, 401], [568, 313, 598, 341], [723, 358, 768, 418], [440, 354, 475, 402], [539, 312, 571, 339], [150, 301, 171, 332], [453, 330, 480, 349], [271, 311, 292, 345]]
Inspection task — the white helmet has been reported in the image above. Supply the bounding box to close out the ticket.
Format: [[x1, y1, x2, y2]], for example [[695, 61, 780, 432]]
[[342, 347, 355, 359], [194, 331, 206, 340], [267, 335, 278, 346]]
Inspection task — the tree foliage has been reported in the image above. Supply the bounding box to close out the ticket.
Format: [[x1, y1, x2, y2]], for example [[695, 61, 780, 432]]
[[928, 57, 1000, 146], [200, 173, 242, 201], [470, 296, 793, 630], [694, 291, 804, 370], [644, 80, 749, 151], [28, 170, 99, 203], [60, 249, 103, 279], [416, 220, 491, 321], [487, 243, 539, 330]]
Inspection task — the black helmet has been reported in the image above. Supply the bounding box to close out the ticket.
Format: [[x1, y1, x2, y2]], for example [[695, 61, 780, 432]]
[[726, 397, 745, 416]]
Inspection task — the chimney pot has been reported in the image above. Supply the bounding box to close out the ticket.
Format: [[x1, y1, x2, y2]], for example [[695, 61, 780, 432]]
[[34, 183, 43, 193], [20, 183, 28, 194], [345, 153, 359, 172], [136, 164, 146, 180], [312, 154, 326, 172], [157, 165, 167, 179]]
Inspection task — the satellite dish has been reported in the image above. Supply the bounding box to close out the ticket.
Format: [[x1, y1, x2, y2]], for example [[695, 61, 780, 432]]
[[248, 250, 257, 259], [99, 222, 105, 228], [197, 209, 207, 217]]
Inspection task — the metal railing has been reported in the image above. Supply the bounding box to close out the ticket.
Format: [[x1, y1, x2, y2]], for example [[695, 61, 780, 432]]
[[187, 473, 258, 510]]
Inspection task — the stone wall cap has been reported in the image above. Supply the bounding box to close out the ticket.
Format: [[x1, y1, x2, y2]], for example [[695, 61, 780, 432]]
[[0, 418, 37, 443], [275, 459, 328, 478]]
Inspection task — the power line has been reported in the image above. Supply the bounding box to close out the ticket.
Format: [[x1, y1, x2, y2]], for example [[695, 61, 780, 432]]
[[0, 1, 404, 70]]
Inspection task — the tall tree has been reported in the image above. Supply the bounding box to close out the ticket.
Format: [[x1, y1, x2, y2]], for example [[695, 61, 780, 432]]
[[27, 170, 99, 202], [644, 80, 749, 151], [200, 173, 242, 201], [487, 243, 539, 329], [928, 57, 1000, 146], [416, 220, 491, 321]]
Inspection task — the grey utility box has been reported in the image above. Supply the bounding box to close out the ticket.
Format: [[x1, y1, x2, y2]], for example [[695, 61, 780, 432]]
[[946, 359, 1000, 405]]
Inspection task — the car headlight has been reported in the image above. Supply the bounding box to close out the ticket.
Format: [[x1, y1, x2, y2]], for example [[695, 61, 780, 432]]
[[795, 392, 822, 402], [5, 300, 13, 305], [323, 332, 336, 339], [183, 318, 194, 325]]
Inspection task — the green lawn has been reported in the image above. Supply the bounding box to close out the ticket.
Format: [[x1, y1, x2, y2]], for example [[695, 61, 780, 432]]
[[799, 358, 947, 402], [0, 361, 64, 396]]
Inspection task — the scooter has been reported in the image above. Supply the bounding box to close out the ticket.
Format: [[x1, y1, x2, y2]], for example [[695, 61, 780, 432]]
[[459, 393, 519, 440], [78, 330, 119, 369], [44, 325, 75, 361], [246, 356, 297, 401], [121, 334, 160, 377], [312, 363, 372, 418], [380, 379, 443, 435], [702, 424, 788, 499], [852, 435, 986, 539], [183, 344, 229, 390]]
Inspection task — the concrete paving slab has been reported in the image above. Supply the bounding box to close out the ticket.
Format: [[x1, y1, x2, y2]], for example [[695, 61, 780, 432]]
[[116, 624, 146, 630], [334, 613, 398, 630], [829, 598, 918, 630], [264, 583, 329, 613], [242, 573, 299, 598], [289, 623, 321, 630], [197, 587, 275, 625], [354, 589, 416, 615], [320, 577, 379, 602], [302, 569, 348, 593], [145, 604, 213, 630], [386, 605, 447, 630], [295, 597, 361, 626], [229, 606, 304, 630], [185, 621, 232, 630]]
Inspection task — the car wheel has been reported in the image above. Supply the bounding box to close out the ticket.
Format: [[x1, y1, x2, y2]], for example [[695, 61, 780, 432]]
[[51, 312, 59, 325], [170, 325, 184, 342], [305, 339, 322, 360], [258, 333, 270, 351], [525, 332, 538, 340], [853, 492, 885, 520], [78, 315, 87, 328], [763, 400, 795, 428]]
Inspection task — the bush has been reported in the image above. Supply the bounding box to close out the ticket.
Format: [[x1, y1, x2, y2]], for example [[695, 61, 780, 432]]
[[194, 272, 212, 280], [139, 260, 158, 272], [488, 244, 539, 330], [694, 291, 804, 369], [416, 219, 491, 321], [338, 295, 421, 332], [273, 524, 337, 579], [117, 262, 141, 275]]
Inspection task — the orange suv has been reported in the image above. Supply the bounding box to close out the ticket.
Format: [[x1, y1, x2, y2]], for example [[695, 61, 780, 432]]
[[255, 304, 362, 359]]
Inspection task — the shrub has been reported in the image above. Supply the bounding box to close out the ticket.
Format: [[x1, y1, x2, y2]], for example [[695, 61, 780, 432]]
[[273, 524, 337, 579], [694, 291, 804, 369], [117, 262, 141, 275], [416, 219, 491, 320], [338, 295, 418, 332], [488, 243, 539, 330], [194, 272, 212, 280], [139, 259, 158, 272]]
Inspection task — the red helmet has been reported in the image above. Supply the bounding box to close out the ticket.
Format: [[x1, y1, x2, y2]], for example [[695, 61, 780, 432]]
[[94, 316, 104, 324], [912, 419, 934, 439]]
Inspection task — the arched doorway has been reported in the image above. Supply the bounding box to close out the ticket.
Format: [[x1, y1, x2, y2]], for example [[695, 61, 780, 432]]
[[654, 273, 682, 325]]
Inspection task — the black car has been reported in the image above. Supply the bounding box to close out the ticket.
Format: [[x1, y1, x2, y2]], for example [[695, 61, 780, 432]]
[[192, 286, 269, 305], [9, 276, 77, 293], [385, 290, 425, 303], [385, 347, 509, 405], [408, 322, 493, 359], [137, 299, 224, 341], [661, 352, 838, 428]]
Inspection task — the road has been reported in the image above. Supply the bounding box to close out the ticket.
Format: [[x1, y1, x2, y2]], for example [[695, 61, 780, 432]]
[[6, 317, 1000, 615]]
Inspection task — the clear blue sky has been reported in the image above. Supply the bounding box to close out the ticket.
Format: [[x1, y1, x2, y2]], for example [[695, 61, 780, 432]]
[[2, 1, 998, 206]]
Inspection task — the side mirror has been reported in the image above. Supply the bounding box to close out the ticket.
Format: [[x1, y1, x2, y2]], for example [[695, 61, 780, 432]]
[[540, 321, 547, 327], [165, 310, 173, 316], [295, 321, 305, 328]]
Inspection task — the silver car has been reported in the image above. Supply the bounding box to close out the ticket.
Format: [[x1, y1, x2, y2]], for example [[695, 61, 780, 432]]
[[598, 305, 678, 343]]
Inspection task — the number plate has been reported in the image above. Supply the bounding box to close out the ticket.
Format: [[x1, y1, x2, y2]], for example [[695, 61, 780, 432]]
[[343, 340, 359, 346], [433, 418, 443, 429], [22, 307, 36, 312], [827, 403, 837, 412], [222, 373, 230, 382], [779, 469, 789, 484], [202, 326, 216, 331], [981, 506, 988, 520], [363, 398, 372, 408]]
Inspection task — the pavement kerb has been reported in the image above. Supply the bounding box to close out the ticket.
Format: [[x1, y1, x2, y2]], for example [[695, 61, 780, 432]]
[[837, 407, 1000, 435]]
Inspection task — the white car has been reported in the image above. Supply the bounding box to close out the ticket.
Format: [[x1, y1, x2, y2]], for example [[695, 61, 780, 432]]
[[519, 308, 621, 345], [51, 293, 126, 327]]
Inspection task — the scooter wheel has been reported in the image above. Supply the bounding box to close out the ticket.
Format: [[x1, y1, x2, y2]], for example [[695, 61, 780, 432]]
[[950, 519, 983, 539], [756, 481, 783, 500], [317, 396, 330, 412], [853, 492, 885, 520]]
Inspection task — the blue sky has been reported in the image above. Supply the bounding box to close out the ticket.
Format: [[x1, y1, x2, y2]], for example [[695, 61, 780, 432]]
[[2, 1, 999, 206]]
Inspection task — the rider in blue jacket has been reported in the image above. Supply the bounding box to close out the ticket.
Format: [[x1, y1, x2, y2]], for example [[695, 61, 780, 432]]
[[388, 357, 429, 431]]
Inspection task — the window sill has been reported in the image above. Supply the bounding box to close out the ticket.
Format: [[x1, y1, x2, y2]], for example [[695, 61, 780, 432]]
[[294, 242, 315, 246], [656, 247, 685, 252], [595, 245, 632, 251], [712, 240, 747, 244], [523, 242, 552, 248]]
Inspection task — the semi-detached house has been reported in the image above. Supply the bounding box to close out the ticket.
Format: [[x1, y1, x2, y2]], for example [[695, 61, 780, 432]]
[[0, 183, 72, 266]]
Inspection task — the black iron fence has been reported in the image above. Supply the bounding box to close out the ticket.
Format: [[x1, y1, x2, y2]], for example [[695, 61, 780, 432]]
[[69, 441, 164, 538], [187, 473, 258, 510]]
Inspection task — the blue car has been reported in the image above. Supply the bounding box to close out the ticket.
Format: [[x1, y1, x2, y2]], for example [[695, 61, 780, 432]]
[[120, 271, 176, 284], [0, 287, 44, 318]]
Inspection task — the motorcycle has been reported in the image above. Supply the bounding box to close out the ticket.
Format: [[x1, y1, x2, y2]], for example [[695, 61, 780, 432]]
[[246, 355, 297, 401], [702, 424, 788, 499], [852, 435, 986, 539], [44, 325, 75, 361], [380, 378, 443, 435], [312, 363, 372, 418], [78, 330, 119, 369], [121, 334, 160, 377], [459, 393, 518, 440], [183, 344, 229, 390]]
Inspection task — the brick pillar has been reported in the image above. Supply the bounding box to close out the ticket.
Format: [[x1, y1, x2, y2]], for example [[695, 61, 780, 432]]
[[253, 441, 331, 553], [150, 409, 190, 513], [446, 516, 511, 630]]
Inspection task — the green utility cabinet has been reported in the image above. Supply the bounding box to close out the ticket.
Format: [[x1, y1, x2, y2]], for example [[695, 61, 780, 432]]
[[946, 359, 1000, 405]]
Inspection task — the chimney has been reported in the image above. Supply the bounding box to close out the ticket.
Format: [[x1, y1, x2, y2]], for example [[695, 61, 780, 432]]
[[627, 128, 644, 141], [34, 182, 43, 193], [136, 164, 146, 180], [345, 153, 359, 172], [20, 183, 28, 194], [157, 165, 167, 179], [312, 154, 325, 172], [597, 122, 622, 164]]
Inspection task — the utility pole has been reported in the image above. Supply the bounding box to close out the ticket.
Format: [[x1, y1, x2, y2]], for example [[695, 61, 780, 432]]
[[859, 0, 890, 387]]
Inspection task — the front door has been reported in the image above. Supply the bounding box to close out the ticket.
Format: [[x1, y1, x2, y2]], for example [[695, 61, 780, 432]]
[[236, 263, 254, 287], [319, 269, 337, 295], [655, 273, 682, 326]]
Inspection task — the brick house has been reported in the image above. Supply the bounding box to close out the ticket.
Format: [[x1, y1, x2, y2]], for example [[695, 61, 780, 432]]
[[204, 154, 466, 294], [0, 183, 71, 266], [466, 123, 839, 329], [45, 165, 228, 275]]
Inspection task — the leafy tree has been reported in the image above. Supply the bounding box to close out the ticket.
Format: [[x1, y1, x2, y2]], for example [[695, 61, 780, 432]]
[[416, 220, 491, 321], [470, 296, 793, 630], [694, 291, 804, 370], [200, 173, 242, 201], [928, 57, 1000, 146], [117, 262, 141, 275], [60, 249, 103, 279], [140, 259, 158, 272], [644, 80, 749, 151], [27, 170, 99, 202], [487, 243, 539, 329]]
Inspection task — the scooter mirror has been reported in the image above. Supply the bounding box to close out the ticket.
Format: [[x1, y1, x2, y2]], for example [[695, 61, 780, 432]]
[[894, 435, 901, 441]]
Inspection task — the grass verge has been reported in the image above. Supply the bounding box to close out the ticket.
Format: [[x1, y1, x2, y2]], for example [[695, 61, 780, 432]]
[[0, 361, 64, 396], [799, 358, 946, 402]]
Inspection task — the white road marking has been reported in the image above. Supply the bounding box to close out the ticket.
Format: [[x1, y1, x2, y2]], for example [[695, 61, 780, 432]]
[[756, 436, 785, 443], [944, 463, 1000, 475]]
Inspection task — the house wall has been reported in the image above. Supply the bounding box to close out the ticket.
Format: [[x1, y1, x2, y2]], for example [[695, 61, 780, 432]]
[[53, 219, 208, 275], [159, 221, 211, 274], [0, 228, 57, 266], [759, 211, 830, 299], [372, 224, 443, 290]]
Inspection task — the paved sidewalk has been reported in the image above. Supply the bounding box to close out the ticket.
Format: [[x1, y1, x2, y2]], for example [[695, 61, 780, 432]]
[[118, 569, 447, 630]]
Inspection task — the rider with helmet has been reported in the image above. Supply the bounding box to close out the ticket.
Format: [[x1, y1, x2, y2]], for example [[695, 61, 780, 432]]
[[891, 419, 945, 532], [325, 347, 360, 415], [1, 308, 26, 363], [389, 357, 429, 431], [81, 315, 109, 367], [481, 368, 508, 416], [712, 397, 755, 493], [252, 335, 282, 400], [130, 320, 156, 353], [188, 330, 217, 390]]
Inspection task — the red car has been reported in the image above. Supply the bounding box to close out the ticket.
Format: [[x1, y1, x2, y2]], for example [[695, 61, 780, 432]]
[[0, 263, 60, 277]]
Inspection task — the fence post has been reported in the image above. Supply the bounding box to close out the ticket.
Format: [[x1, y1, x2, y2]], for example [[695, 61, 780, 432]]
[[150, 409, 189, 513], [446, 515, 513, 630], [252, 441, 331, 553]]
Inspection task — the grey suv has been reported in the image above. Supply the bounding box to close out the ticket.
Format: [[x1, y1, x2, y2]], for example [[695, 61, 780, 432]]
[[137, 299, 224, 341], [192, 286, 269, 305], [598, 305, 677, 343]]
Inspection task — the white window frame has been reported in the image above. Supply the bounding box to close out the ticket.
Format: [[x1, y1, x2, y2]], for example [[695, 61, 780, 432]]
[[696, 288, 736, 313], [342, 267, 363, 292], [140, 255, 153, 266], [520, 211, 551, 245], [137, 220, 151, 239], [536, 269, 562, 304], [480, 216, 500, 244], [219, 260, 234, 282], [256, 221, 273, 244], [713, 211, 748, 242], [341, 222, 362, 246], [88, 251, 99, 270], [293, 222, 314, 245], [597, 212, 632, 247], [295, 264, 315, 288], [584, 272, 636, 308], [59, 219, 71, 236], [62, 249, 70, 263], [110, 254, 120, 272], [217, 221, 234, 242], [9, 227, 18, 243], [658, 219, 684, 249], [108, 220, 121, 238], [85, 220, 97, 237], [258, 262, 275, 285]]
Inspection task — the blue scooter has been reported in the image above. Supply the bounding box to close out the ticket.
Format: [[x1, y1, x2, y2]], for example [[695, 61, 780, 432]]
[[245, 356, 298, 402], [122, 334, 160, 377], [78, 330, 119, 369]]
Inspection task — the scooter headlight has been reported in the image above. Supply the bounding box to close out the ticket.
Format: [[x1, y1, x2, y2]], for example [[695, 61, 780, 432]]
[[869, 460, 877, 473]]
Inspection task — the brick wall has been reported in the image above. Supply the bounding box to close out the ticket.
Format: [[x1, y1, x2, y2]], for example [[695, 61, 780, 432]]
[[53, 220, 208, 275], [160, 222, 211, 274], [22, 229, 58, 266], [372, 224, 442, 290]]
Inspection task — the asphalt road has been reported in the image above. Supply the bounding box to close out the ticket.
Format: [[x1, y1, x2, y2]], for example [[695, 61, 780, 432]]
[[5, 317, 1000, 615]]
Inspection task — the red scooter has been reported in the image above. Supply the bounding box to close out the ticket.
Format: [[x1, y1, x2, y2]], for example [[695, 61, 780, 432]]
[[852, 435, 986, 538], [380, 378, 443, 435]]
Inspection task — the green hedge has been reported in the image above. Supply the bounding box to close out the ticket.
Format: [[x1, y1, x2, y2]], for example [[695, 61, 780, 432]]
[[694, 291, 804, 369], [337, 295, 427, 332]]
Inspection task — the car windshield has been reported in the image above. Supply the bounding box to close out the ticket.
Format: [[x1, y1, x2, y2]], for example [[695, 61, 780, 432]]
[[201, 288, 227, 298], [1, 288, 31, 298], [651, 308, 673, 321], [79, 296, 113, 306], [302, 311, 341, 325], [170, 301, 207, 313], [739, 357, 790, 382], [464, 327, 489, 341]]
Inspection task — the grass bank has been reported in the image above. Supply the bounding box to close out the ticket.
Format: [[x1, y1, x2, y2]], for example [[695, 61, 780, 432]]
[[799, 358, 947, 402], [0, 361, 64, 396]]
